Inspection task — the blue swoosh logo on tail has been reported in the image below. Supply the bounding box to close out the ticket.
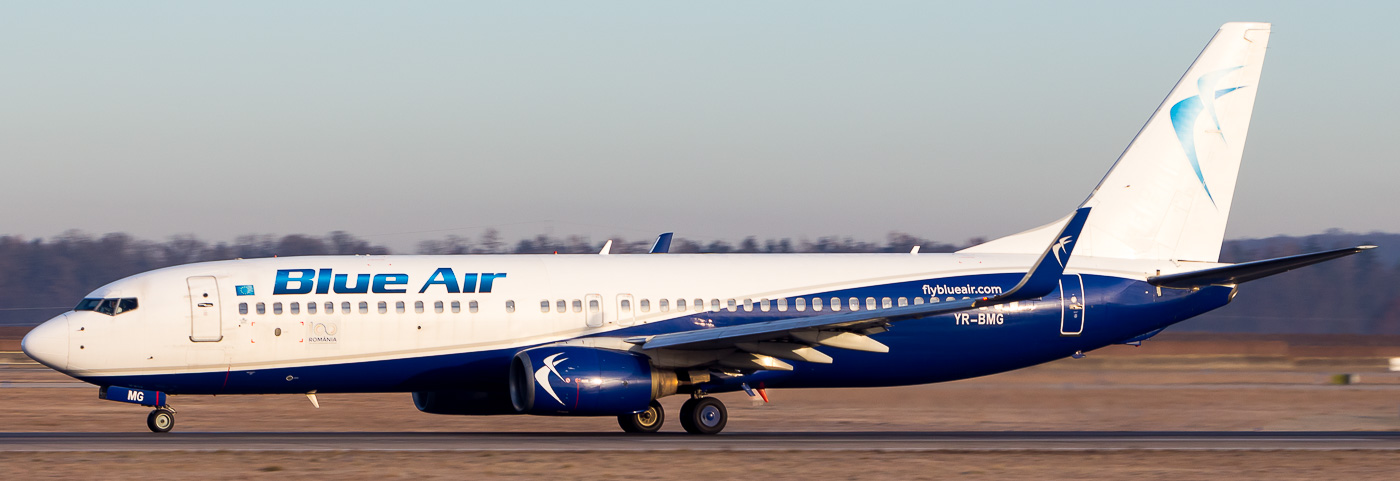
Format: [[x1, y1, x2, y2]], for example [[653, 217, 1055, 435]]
[[1168, 65, 1246, 206]]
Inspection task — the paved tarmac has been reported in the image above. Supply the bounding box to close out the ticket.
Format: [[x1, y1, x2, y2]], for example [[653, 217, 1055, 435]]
[[2, 431, 1399, 452]]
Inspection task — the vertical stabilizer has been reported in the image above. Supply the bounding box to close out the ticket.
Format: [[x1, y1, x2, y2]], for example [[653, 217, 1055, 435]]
[[963, 23, 1270, 262]]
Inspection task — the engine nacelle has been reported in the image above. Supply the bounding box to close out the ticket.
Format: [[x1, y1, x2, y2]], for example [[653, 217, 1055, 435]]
[[509, 346, 677, 416]]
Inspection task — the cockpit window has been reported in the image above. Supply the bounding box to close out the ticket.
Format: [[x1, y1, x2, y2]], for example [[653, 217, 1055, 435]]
[[74, 297, 138, 316]]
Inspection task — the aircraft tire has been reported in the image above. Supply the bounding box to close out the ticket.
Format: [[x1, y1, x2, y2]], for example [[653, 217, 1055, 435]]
[[147, 408, 174, 433], [679, 397, 726, 435], [617, 400, 665, 433]]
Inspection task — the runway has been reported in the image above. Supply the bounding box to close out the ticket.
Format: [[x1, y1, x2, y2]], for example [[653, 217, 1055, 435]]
[[3, 431, 1399, 452]]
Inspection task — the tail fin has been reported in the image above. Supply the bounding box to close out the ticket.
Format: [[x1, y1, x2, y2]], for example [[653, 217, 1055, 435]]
[[963, 22, 1271, 262]]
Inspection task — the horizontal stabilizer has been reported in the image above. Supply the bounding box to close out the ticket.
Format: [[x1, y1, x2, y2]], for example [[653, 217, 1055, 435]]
[[1148, 245, 1376, 289]]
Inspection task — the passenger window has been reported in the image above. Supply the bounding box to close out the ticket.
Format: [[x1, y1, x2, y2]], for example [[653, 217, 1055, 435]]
[[812, 297, 823, 312], [451, 301, 461, 313], [415, 301, 424, 313], [710, 299, 720, 311], [506, 300, 516, 313], [914, 297, 925, 305], [557, 300, 566, 313], [795, 297, 806, 312], [659, 299, 669, 312], [589, 299, 600, 312], [882, 297, 892, 309], [897, 297, 908, 307], [639, 299, 650, 313], [865, 297, 876, 310], [396, 301, 406, 314], [742, 299, 752, 312], [239, 302, 249, 315], [726, 299, 737, 312], [358, 301, 369, 314], [273, 302, 283, 315], [470, 300, 480, 313], [325, 301, 334, 314], [760, 299, 771, 312], [830, 297, 841, 312], [307, 301, 317, 314], [341, 301, 351, 314], [946, 297, 955, 302], [434, 301, 444, 313], [571, 299, 582, 313], [290, 302, 300, 315], [676, 298, 687, 311], [378, 301, 387, 314], [620, 299, 632, 312], [850, 298, 861, 311], [776, 298, 787, 312], [256, 302, 266, 315], [540, 300, 550, 313], [695, 299, 704, 312]]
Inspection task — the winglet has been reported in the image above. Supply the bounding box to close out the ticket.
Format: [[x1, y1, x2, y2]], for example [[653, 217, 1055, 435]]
[[649, 233, 674, 254], [599, 240, 613, 255], [974, 207, 1091, 307]]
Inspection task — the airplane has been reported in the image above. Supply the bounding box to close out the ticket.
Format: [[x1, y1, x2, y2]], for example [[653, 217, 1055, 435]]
[[21, 22, 1376, 434]]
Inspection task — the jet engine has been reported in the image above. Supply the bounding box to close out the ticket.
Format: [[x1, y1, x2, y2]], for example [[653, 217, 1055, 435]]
[[509, 346, 676, 416]]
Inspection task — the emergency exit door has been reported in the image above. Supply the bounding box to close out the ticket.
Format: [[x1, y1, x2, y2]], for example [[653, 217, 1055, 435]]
[[616, 294, 635, 326], [1059, 274, 1086, 336], [585, 294, 604, 328], [188, 276, 223, 342]]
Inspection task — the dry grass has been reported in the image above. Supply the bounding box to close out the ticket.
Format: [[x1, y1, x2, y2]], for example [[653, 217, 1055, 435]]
[[3, 450, 1399, 480]]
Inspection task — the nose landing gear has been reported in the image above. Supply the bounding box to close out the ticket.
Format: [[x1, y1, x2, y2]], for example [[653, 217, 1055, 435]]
[[98, 386, 178, 433], [146, 407, 176, 433]]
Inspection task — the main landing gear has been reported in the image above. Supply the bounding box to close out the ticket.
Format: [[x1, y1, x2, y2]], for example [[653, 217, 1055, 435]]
[[146, 407, 176, 433], [679, 396, 727, 435], [617, 400, 665, 433], [616, 395, 729, 434]]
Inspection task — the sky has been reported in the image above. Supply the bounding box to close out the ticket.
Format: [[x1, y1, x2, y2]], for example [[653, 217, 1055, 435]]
[[2, 1, 1396, 251]]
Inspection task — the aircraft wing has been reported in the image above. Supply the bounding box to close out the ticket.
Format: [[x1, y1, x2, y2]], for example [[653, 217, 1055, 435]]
[[630, 208, 1092, 356]]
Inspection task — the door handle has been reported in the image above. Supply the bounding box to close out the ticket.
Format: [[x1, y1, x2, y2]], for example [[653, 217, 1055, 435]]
[[197, 303, 214, 307]]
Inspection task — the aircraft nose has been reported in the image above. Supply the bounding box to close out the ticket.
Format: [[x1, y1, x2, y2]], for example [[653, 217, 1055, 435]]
[[22, 313, 69, 371]]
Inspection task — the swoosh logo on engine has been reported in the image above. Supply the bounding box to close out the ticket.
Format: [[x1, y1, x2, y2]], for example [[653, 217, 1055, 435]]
[[533, 353, 569, 405]]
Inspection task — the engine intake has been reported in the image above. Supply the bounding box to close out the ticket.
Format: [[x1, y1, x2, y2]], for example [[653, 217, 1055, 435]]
[[510, 346, 676, 416]]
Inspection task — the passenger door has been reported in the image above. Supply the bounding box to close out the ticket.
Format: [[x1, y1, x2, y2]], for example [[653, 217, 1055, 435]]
[[188, 276, 223, 342]]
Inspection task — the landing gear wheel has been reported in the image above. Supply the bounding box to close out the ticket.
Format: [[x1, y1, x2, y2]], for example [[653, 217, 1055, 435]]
[[147, 408, 175, 433], [618, 400, 665, 433], [679, 397, 727, 435]]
